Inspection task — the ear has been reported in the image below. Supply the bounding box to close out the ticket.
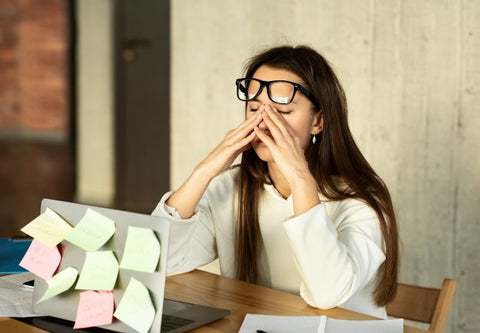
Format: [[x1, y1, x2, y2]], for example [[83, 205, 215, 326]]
[[311, 110, 324, 135]]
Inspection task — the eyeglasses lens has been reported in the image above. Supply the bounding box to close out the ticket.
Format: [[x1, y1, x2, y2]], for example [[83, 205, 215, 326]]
[[269, 82, 294, 104], [238, 79, 259, 100]]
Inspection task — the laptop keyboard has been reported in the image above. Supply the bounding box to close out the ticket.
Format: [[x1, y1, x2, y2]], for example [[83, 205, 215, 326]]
[[161, 314, 195, 332]]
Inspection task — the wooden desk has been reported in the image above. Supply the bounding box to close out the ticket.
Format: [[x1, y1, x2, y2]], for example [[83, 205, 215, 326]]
[[166, 270, 423, 332], [1, 269, 423, 332]]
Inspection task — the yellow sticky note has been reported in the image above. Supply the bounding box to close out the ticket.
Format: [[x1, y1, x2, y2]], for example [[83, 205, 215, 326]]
[[120, 226, 160, 273], [75, 251, 119, 291], [37, 267, 78, 303], [65, 208, 116, 251], [21, 208, 73, 247], [113, 277, 155, 333]]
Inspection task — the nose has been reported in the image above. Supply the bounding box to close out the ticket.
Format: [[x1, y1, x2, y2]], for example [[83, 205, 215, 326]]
[[255, 89, 271, 130], [257, 92, 271, 130]]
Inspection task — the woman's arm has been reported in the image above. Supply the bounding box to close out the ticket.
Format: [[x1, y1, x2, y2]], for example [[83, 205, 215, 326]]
[[152, 170, 238, 276], [166, 109, 263, 218], [283, 201, 386, 309], [165, 164, 214, 219]]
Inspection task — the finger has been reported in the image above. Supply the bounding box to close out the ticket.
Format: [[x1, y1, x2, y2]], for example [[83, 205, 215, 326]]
[[264, 104, 292, 137], [224, 120, 258, 148], [261, 109, 285, 142], [254, 126, 276, 150], [241, 104, 265, 128], [236, 130, 257, 152], [226, 105, 264, 140], [228, 130, 257, 157]]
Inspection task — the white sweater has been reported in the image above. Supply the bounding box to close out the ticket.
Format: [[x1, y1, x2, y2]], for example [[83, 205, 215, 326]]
[[152, 168, 387, 318]]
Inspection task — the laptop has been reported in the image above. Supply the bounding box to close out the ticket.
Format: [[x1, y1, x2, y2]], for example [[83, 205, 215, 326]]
[[21, 198, 230, 333]]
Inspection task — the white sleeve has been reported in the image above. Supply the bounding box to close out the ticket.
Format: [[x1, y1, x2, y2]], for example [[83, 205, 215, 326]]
[[282, 200, 386, 309], [151, 191, 217, 275]]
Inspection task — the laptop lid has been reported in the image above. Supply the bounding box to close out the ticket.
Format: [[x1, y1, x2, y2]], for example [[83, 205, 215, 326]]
[[28, 199, 229, 333], [32, 199, 169, 332]]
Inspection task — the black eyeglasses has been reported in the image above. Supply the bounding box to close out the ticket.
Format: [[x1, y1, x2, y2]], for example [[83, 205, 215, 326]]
[[235, 78, 318, 107]]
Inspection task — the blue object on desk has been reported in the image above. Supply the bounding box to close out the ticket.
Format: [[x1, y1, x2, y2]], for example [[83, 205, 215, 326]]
[[0, 237, 32, 274]]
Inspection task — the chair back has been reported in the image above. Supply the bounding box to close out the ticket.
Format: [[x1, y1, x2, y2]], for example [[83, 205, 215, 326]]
[[386, 278, 456, 333]]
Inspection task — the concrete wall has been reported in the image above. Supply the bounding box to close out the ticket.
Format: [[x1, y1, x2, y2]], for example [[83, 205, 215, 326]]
[[76, 1, 479, 331], [76, 0, 115, 206], [171, 1, 480, 332]]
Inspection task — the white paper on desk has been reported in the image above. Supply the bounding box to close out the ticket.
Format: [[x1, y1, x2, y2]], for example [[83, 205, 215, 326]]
[[239, 314, 322, 333], [239, 314, 404, 333], [0, 273, 42, 318], [326, 316, 404, 333], [0, 272, 35, 287]]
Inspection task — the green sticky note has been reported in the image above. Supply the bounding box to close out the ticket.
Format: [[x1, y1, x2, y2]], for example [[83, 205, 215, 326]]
[[37, 267, 78, 303], [21, 208, 73, 247], [65, 208, 116, 251], [113, 277, 155, 333], [120, 226, 160, 273], [75, 251, 119, 291]]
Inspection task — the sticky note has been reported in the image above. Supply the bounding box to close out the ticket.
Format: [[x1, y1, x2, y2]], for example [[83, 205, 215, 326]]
[[19, 239, 61, 280], [120, 226, 160, 273], [20, 208, 73, 247], [65, 208, 115, 251], [37, 266, 78, 303], [74, 290, 114, 329], [114, 277, 155, 333], [75, 251, 119, 291]]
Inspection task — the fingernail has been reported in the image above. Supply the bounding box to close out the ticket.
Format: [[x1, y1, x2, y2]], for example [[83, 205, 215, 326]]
[[265, 104, 271, 111]]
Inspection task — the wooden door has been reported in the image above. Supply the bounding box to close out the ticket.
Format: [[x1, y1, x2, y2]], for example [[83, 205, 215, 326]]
[[113, 0, 170, 213]]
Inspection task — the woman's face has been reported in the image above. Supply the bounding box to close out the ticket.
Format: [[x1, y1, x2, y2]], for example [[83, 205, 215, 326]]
[[245, 65, 322, 163]]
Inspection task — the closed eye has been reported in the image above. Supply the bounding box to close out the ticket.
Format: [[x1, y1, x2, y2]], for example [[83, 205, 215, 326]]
[[248, 102, 261, 112]]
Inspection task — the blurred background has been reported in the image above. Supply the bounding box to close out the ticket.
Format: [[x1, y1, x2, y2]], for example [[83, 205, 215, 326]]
[[0, 1, 478, 332]]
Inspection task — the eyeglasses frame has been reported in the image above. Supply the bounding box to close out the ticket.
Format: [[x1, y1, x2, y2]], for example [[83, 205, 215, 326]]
[[235, 77, 318, 108]]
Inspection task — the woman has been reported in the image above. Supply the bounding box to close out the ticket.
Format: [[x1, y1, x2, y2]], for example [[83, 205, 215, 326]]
[[152, 45, 398, 318]]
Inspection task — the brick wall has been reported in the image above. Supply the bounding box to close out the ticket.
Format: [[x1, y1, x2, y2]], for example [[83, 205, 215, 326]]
[[0, 0, 69, 139], [0, 0, 73, 237]]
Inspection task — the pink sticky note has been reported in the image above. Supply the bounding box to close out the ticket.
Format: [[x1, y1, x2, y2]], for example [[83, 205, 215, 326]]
[[19, 239, 61, 280], [74, 290, 114, 329]]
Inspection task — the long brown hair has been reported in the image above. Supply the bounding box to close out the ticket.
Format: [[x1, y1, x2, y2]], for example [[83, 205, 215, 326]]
[[234, 45, 398, 306]]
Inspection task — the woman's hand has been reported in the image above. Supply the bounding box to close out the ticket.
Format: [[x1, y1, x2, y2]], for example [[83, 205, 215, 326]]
[[167, 106, 263, 218], [196, 105, 264, 180], [254, 104, 320, 215], [253, 104, 310, 184]]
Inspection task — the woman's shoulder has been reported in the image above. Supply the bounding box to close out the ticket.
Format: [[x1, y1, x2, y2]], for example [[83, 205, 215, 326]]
[[331, 197, 376, 216], [319, 179, 379, 224], [323, 196, 381, 237], [321, 177, 373, 210]]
